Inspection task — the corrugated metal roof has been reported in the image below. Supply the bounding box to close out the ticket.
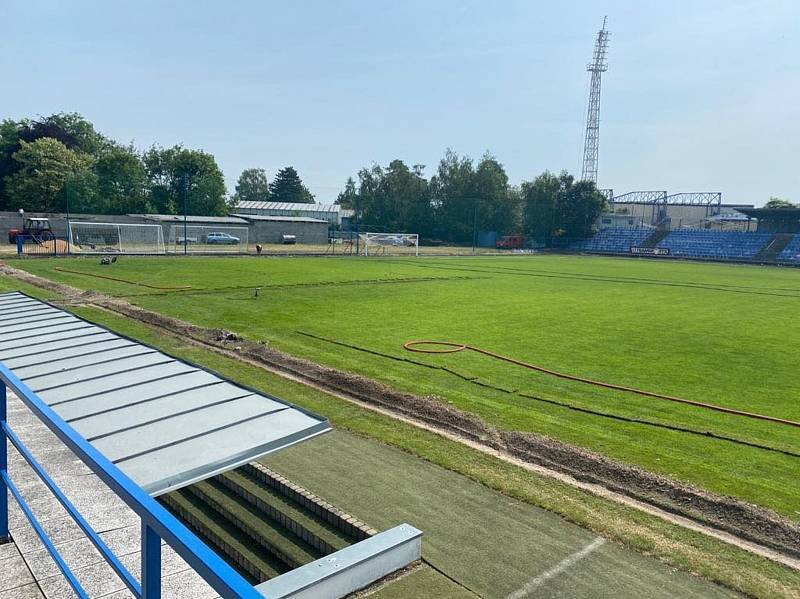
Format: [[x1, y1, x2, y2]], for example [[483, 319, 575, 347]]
[[234, 202, 340, 213], [232, 214, 328, 224], [0, 292, 330, 496], [131, 214, 250, 225]]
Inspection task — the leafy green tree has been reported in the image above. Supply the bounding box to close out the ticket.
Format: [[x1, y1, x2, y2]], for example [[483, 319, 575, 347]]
[[764, 197, 796, 209], [94, 144, 150, 214], [560, 179, 607, 238], [269, 166, 314, 203], [473, 153, 518, 234], [335, 176, 357, 208], [234, 168, 270, 203], [143, 145, 228, 215], [5, 138, 94, 212], [521, 170, 606, 241], [522, 171, 569, 241], [430, 149, 476, 242]]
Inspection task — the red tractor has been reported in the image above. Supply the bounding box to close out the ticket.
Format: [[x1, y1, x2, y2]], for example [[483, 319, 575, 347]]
[[496, 235, 526, 249], [8, 218, 55, 244]]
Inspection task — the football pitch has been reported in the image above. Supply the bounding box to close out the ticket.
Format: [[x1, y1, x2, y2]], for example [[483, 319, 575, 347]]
[[15, 254, 800, 519]]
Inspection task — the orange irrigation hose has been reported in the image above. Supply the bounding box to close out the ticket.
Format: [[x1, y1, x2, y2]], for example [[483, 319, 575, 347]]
[[403, 340, 800, 429], [54, 267, 192, 290]]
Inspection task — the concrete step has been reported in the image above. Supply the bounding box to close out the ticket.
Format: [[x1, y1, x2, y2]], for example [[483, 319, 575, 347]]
[[755, 233, 794, 261], [161, 490, 287, 583], [641, 228, 670, 248], [186, 479, 322, 570], [216, 469, 355, 555]]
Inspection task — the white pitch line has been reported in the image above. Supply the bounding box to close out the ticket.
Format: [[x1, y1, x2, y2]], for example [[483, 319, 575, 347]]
[[505, 537, 606, 599]]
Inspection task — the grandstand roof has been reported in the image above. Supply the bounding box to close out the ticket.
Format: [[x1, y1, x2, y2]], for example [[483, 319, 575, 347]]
[[735, 207, 800, 233], [235, 201, 340, 213], [0, 292, 330, 496]]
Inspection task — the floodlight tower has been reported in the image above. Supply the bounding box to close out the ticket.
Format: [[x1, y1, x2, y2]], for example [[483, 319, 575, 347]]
[[580, 17, 610, 183]]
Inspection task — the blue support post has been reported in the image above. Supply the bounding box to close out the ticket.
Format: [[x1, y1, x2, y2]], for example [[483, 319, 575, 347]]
[[16, 235, 22, 256], [142, 522, 162, 598], [0, 381, 8, 542]]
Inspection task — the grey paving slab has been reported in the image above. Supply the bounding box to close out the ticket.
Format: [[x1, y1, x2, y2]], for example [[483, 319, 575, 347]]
[[0, 551, 35, 591], [0, 582, 45, 599], [3, 392, 220, 599]]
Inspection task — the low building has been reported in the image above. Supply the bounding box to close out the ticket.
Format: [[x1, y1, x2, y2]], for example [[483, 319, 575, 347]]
[[233, 214, 329, 244], [234, 201, 343, 225]]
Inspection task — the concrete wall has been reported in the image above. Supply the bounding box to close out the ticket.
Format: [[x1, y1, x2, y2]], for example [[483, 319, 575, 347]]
[[247, 220, 328, 245], [2, 211, 328, 246]]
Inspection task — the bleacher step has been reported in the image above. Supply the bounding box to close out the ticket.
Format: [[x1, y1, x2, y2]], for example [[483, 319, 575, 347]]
[[641, 228, 670, 248], [216, 469, 355, 555], [185, 479, 323, 570], [755, 234, 794, 261], [161, 490, 288, 583]]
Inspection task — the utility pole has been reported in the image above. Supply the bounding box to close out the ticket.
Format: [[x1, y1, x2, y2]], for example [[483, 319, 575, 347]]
[[182, 174, 189, 256], [581, 17, 610, 184]]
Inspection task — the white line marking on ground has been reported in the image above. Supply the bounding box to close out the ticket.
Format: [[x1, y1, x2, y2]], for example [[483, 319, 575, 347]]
[[505, 537, 606, 599]]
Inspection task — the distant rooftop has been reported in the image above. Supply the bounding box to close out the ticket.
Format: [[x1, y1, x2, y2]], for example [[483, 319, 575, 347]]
[[132, 214, 250, 225], [234, 201, 340, 213], [232, 214, 328, 224]]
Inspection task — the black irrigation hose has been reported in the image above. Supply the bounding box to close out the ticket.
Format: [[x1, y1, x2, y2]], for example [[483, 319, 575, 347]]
[[296, 331, 799, 458], [387, 260, 800, 299], [107, 275, 481, 298]]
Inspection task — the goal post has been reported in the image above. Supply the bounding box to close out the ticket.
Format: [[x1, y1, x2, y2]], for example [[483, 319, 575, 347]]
[[359, 232, 419, 256], [167, 225, 249, 253], [68, 222, 166, 254]]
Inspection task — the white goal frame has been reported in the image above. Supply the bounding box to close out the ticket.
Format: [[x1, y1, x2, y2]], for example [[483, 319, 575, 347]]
[[68, 222, 166, 254], [359, 232, 419, 256]]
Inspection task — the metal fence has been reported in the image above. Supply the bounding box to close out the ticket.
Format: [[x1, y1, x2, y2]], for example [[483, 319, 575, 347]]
[[15, 235, 70, 256], [0, 363, 263, 598]]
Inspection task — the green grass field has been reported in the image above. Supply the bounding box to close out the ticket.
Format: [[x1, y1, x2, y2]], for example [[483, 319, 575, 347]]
[[13, 254, 800, 519]]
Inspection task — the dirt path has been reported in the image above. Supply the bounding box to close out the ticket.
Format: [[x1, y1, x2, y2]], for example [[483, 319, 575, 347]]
[[2, 262, 798, 570]]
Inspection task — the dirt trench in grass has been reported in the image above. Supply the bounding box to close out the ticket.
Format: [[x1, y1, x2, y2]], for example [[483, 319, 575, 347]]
[[2, 261, 799, 563]]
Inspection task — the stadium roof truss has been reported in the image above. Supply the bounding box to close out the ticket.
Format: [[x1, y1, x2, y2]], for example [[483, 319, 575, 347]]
[[0, 292, 331, 496], [611, 191, 722, 206]]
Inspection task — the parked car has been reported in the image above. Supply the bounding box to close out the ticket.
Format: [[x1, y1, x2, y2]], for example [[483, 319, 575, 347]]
[[206, 232, 240, 245], [176, 236, 198, 244]]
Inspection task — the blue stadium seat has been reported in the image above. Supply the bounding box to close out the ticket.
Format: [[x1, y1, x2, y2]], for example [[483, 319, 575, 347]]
[[777, 234, 800, 263], [568, 227, 652, 253], [656, 230, 771, 260]]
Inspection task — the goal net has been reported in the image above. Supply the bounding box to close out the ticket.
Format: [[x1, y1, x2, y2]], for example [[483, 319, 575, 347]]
[[69, 222, 166, 254], [359, 232, 419, 256], [167, 225, 249, 253]]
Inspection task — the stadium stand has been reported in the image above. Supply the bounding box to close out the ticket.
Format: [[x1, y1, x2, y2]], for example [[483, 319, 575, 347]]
[[777, 234, 800, 263], [569, 227, 652, 253], [656, 230, 772, 260]]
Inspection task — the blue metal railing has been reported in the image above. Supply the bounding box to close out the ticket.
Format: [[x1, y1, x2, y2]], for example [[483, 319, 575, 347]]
[[0, 363, 264, 599]]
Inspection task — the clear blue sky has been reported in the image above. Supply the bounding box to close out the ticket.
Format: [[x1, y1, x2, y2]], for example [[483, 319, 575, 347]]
[[2, 0, 797, 205]]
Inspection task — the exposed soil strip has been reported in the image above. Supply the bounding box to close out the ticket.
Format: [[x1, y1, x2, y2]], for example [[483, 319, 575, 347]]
[[404, 340, 800, 428], [2, 262, 798, 564], [298, 331, 798, 458], [53, 267, 192, 290]]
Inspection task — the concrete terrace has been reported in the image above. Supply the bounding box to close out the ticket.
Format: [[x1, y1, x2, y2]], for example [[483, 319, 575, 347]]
[[1, 390, 219, 599]]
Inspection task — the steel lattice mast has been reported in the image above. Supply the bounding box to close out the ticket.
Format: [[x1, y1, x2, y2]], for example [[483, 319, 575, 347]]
[[581, 17, 610, 183]]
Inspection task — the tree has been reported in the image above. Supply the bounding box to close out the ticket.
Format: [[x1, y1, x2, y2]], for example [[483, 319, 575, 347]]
[[269, 166, 314, 203], [560, 179, 607, 238], [764, 197, 796, 209], [94, 144, 150, 214], [143, 145, 228, 216], [473, 153, 518, 235], [5, 138, 94, 212], [234, 168, 270, 203], [522, 171, 570, 241], [430, 149, 476, 242], [521, 170, 606, 241], [335, 176, 357, 208]]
